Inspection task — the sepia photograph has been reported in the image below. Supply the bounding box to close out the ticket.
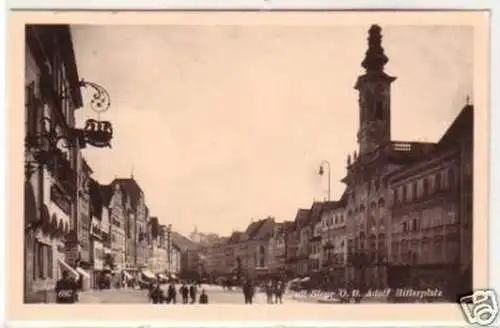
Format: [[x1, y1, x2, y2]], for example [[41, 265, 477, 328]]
[[9, 10, 490, 322]]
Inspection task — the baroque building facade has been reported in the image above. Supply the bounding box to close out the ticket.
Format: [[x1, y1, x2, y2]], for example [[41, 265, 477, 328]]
[[342, 25, 441, 292], [24, 25, 83, 302], [386, 105, 473, 299]]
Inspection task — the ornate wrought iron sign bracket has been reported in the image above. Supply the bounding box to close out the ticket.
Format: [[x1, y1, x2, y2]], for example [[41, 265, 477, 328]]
[[76, 79, 113, 148], [25, 79, 114, 179]]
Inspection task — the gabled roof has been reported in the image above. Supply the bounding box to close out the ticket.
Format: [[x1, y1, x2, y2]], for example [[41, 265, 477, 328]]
[[339, 189, 348, 205], [228, 231, 249, 244], [294, 209, 311, 228], [244, 217, 275, 240], [385, 104, 473, 183], [245, 220, 264, 238], [308, 201, 341, 225], [99, 184, 113, 207], [436, 104, 473, 149], [89, 178, 104, 220], [171, 231, 199, 251], [111, 178, 143, 210], [252, 217, 275, 240]]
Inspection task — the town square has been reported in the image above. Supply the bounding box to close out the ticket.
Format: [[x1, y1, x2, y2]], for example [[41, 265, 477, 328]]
[[24, 22, 473, 305]]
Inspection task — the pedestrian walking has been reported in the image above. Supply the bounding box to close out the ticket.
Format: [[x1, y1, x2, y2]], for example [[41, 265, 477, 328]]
[[148, 282, 155, 301], [167, 282, 177, 304], [265, 280, 274, 304], [274, 280, 284, 304], [189, 283, 198, 304], [55, 271, 79, 304], [180, 283, 189, 304], [199, 289, 209, 304], [243, 280, 254, 304], [150, 283, 165, 304]]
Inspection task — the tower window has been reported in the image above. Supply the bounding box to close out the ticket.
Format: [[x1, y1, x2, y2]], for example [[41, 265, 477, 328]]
[[375, 101, 384, 120]]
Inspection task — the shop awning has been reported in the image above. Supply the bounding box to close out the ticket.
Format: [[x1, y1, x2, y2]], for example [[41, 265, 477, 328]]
[[301, 277, 311, 282], [290, 278, 300, 283], [123, 271, 133, 279], [58, 259, 79, 280], [141, 269, 156, 280], [76, 267, 90, 279], [157, 273, 167, 280], [170, 273, 177, 279]]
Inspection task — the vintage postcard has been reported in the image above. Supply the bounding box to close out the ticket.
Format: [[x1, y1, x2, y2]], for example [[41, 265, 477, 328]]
[[7, 10, 491, 324]]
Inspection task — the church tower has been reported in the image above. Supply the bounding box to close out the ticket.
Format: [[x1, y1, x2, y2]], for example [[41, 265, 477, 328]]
[[355, 25, 396, 155]]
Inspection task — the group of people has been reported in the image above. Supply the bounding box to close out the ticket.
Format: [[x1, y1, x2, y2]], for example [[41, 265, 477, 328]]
[[149, 282, 209, 304], [264, 280, 285, 304], [240, 279, 286, 304]]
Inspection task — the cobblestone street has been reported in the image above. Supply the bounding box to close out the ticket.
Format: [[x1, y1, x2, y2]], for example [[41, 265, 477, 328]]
[[78, 285, 298, 304]]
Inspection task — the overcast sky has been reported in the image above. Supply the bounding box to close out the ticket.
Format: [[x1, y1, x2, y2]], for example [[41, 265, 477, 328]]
[[71, 24, 473, 237]]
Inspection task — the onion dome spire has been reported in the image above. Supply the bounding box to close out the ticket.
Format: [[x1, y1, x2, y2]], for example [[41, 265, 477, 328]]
[[361, 25, 389, 72]]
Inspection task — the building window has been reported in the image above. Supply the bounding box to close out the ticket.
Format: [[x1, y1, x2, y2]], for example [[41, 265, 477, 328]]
[[435, 173, 441, 190], [35, 242, 52, 280], [37, 242, 45, 279], [441, 170, 448, 189], [397, 186, 403, 203], [417, 179, 424, 198], [423, 178, 429, 196], [448, 168, 455, 188], [47, 246, 53, 278], [427, 176, 434, 193], [25, 82, 40, 138], [406, 183, 413, 202], [33, 241, 38, 280]]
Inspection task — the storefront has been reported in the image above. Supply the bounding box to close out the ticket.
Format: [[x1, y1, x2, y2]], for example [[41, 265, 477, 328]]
[[140, 268, 156, 282], [24, 181, 38, 302], [91, 240, 102, 288]]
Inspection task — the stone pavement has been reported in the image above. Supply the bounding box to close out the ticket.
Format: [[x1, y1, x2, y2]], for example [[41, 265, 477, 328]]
[[78, 285, 298, 304]]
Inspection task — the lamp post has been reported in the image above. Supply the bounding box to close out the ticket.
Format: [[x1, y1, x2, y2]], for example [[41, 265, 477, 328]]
[[318, 160, 331, 201]]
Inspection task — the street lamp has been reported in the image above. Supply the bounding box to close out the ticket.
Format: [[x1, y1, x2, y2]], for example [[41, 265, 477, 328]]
[[24, 79, 113, 180], [318, 160, 331, 201]]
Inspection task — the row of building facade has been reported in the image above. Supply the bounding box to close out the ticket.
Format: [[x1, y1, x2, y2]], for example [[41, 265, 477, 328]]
[[23, 25, 182, 302], [191, 25, 473, 301]]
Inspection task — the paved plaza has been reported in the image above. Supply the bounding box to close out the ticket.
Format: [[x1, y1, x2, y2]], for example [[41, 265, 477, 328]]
[[78, 284, 299, 304]]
